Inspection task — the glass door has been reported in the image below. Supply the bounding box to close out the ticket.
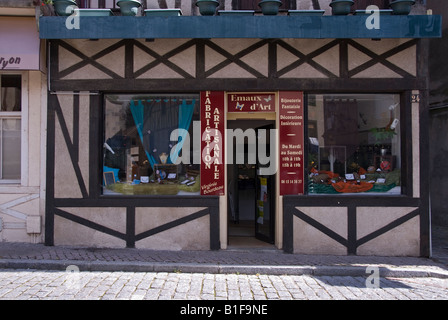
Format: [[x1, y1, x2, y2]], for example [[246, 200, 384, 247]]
[[255, 124, 275, 244]]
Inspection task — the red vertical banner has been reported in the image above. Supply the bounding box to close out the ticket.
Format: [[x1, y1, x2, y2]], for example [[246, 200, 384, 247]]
[[279, 91, 304, 195], [200, 91, 225, 196]]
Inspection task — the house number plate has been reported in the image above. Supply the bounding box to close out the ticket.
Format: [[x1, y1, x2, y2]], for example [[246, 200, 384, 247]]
[[411, 94, 420, 103]]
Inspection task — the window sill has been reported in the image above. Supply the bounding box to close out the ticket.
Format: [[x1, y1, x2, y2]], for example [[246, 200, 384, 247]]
[[307, 186, 402, 196], [0, 180, 21, 184], [0, 185, 40, 194]]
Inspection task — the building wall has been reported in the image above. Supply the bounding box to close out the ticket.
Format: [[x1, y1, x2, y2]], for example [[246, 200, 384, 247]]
[[53, 206, 210, 249], [0, 70, 47, 243], [87, 0, 425, 16], [47, 37, 425, 254], [134, 207, 210, 250], [91, 0, 334, 16], [49, 90, 215, 250], [292, 207, 421, 256], [427, 0, 448, 227], [356, 207, 420, 256], [55, 38, 417, 82], [429, 107, 448, 226]]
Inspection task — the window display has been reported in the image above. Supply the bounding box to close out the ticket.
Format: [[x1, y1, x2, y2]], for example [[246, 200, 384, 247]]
[[307, 94, 401, 195], [103, 94, 200, 195]]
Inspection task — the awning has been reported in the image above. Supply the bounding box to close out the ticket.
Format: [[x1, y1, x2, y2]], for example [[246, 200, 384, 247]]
[[38, 15, 442, 40], [0, 17, 42, 71]]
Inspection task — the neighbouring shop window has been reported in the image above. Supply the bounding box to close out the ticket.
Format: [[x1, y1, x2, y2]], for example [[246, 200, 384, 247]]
[[103, 94, 200, 196], [79, 0, 117, 9], [0, 74, 21, 182], [307, 94, 401, 195]]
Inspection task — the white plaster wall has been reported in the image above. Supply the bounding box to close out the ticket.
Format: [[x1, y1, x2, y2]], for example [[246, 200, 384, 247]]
[[293, 206, 421, 256], [293, 207, 347, 255], [53, 206, 211, 250], [135, 207, 210, 250], [54, 207, 127, 248], [357, 207, 420, 256], [53, 93, 90, 199], [60, 38, 417, 82]]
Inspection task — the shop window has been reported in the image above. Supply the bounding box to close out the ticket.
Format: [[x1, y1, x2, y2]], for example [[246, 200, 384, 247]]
[[0, 75, 21, 182], [307, 94, 401, 195], [103, 94, 200, 196]]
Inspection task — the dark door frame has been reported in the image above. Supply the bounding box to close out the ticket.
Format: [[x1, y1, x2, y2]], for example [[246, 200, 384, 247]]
[[254, 123, 276, 244], [226, 119, 276, 245]]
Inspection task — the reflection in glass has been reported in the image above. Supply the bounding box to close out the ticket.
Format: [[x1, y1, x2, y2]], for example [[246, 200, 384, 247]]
[[103, 94, 200, 196], [1, 119, 21, 180], [307, 94, 401, 195]]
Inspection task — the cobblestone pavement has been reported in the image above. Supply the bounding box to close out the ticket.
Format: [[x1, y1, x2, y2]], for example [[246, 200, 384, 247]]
[[0, 269, 446, 301], [0, 226, 447, 301]]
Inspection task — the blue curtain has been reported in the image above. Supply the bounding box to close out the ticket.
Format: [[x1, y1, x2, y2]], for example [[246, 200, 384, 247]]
[[169, 99, 195, 164], [130, 98, 196, 169], [129, 100, 157, 168]]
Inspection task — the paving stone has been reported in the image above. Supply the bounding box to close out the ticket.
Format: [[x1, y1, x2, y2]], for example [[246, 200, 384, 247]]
[[0, 238, 447, 300]]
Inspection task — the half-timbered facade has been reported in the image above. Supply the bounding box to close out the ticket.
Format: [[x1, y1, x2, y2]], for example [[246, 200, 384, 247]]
[[36, 0, 441, 257]]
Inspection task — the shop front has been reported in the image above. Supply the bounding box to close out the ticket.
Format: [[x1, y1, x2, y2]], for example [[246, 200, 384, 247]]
[[0, 13, 47, 243], [40, 13, 441, 256]]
